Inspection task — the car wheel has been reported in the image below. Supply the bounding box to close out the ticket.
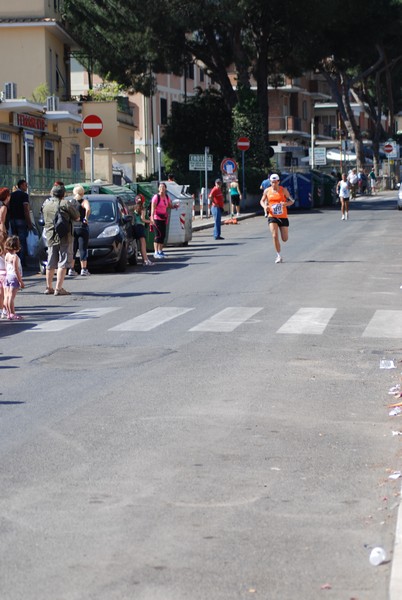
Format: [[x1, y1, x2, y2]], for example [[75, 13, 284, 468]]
[[115, 244, 127, 272]]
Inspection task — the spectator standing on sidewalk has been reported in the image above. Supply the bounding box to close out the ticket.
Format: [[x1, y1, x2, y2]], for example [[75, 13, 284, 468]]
[[347, 168, 358, 198], [208, 178, 225, 240], [150, 182, 176, 259], [68, 184, 91, 277], [42, 183, 79, 296], [3, 235, 24, 320], [229, 179, 242, 217], [369, 168, 377, 194], [0, 187, 11, 235], [133, 194, 153, 266], [8, 179, 33, 268]]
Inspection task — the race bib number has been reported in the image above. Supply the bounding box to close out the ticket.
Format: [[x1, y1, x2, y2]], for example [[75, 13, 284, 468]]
[[271, 203, 283, 216]]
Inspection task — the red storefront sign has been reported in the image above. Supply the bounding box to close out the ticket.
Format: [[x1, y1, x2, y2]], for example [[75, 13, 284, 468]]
[[14, 113, 46, 131]]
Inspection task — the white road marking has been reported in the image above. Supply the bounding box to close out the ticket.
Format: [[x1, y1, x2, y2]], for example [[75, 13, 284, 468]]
[[190, 307, 263, 332], [363, 310, 402, 338], [277, 307, 336, 335], [27, 307, 120, 332], [109, 307, 194, 331]]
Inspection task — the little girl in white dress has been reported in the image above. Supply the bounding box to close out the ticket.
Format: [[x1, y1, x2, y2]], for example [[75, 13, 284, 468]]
[[4, 235, 24, 320]]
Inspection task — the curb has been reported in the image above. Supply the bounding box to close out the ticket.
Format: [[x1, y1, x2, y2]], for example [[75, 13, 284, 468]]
[[192, 212, 259, 232]]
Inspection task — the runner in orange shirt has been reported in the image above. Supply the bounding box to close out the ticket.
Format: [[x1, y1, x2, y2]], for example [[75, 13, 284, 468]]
[[260, 174, 295, 263]]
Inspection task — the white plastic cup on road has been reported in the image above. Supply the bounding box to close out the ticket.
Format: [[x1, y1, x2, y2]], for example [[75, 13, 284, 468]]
[[369, 547, 387, 566]]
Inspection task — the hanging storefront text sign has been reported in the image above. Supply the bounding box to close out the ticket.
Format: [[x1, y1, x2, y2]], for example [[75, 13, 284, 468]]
[[13, 112, 46, 132]]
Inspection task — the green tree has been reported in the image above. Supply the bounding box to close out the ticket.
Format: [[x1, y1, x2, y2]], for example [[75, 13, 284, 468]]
[[30, 83, 50, 104], [161, 88, 232, 178]]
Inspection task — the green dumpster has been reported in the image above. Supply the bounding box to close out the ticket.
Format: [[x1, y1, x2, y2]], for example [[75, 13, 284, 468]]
[[126, 183, 158, 251]]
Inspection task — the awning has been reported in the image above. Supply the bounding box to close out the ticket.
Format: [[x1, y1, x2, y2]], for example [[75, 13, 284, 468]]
[[326, 150, 357, 161]]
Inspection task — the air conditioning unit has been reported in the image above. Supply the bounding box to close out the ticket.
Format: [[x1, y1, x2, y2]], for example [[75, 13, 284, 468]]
[[3, 82, 17, 99], [46, 95, 59, 111]]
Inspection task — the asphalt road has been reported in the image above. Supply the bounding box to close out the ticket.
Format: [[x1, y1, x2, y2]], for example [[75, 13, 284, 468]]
[[1, 193, 402, 600]]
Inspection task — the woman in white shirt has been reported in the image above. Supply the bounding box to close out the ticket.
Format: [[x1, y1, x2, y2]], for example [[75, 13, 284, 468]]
[[336, 173, 350, 220]]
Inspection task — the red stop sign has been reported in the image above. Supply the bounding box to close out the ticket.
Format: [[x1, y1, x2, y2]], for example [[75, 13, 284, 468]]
[[384, 143, 394, 154], [237, 136, 250, 151], [82, 114, 103, 138]]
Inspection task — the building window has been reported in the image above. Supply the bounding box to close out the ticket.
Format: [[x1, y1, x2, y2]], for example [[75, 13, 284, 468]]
[[199, 68, 204, 83], [0, 143, 11, 166], [160, 98, 168, 125], [187, 63, 194, 80], [45, 149, 54, 169], [302, 100, 307, 120], [49, 49, 53, 94], [56, 54, 60, 91]]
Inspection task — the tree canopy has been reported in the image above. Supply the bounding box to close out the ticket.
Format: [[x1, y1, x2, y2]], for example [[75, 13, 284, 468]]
[[63, 0, 402, 169]]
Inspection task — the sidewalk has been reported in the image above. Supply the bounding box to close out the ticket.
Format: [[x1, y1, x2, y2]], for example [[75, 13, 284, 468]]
[[191, 211, 258, 232]]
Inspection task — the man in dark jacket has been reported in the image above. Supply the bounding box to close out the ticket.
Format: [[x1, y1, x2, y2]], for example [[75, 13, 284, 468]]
[[9, 179, 33, 267], [42, 183, 79, 296]]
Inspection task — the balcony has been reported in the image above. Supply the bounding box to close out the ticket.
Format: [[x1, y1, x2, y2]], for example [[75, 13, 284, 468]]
[[269, 116, 305, 135]]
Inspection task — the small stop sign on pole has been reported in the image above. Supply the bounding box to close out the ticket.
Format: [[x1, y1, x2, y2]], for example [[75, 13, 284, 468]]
[[82, 114, 103, 138], [237, 137, 250, 151], [82, 115, 103, 182], [384, 143, 394, 154]]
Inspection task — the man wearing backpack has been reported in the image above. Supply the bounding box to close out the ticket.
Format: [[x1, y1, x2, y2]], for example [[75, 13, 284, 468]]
[[42, 182, 79, 296]]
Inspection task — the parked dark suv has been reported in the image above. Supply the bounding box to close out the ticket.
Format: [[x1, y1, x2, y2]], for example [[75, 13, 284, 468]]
[[38, 194, 137, 273]]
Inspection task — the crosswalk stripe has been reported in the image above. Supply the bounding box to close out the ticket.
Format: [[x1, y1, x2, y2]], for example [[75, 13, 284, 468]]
[[277, 307, 336, 335], [109, 307, 194, 331], [27, 307, 120, 332], [363, 310, 402, 338], [189, 307, 263, 332]]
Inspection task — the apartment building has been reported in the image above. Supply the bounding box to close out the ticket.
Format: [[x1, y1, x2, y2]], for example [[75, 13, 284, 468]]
[[0, 0, 87, 187], [71, 59, 213, 180]]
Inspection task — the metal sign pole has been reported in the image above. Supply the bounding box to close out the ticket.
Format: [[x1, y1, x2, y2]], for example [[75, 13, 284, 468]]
[[242, 150, 245, 200], [204, 146, 209, 217], [157, 124, 162, 182], [90, 137, 94, 182], [24, 138, 29, 184]]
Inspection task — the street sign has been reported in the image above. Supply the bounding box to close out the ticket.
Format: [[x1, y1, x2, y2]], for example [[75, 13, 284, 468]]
[[220, 157, 237, 175], [309, 147, 327, 166], [82, 114, 103, 138], [189, 154, 213, 171], [383, 141, 399, 158], [23, 130, 34, 143], [237, 137, 250, 151]]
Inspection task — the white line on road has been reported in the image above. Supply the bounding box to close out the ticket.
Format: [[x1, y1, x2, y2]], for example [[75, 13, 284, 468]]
[[277, 307, 336, 335], [190, 307, 263, 332], [109, 307, 194, 331], [363, 310, 402, 338], [27, 307, 120, 332]]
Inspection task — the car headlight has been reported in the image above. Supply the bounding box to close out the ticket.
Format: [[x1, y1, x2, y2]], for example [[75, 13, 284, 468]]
[[97, 225, 120, 238]]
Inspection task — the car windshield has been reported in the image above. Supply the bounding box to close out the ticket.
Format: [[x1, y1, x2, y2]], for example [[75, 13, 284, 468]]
[[88, 200, 116, 223]]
